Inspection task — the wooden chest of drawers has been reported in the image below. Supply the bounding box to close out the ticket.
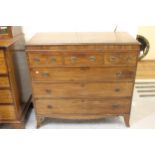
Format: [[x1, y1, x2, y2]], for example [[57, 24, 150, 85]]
[[0, 26, 32, 128], [26, 32, 140, 128]]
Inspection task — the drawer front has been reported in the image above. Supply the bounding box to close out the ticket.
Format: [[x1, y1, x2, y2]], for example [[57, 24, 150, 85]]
[[0, 105, 16, 120], [28, 52, 63, 67], [104, 52, 138, 66], [0, 51, 7, 74], [35, 98, 131, 115], [31, 67, 136, 82], [0, 77, 10, 87], [64, 53, 104, 66], [33, 82, 133, 98], [0, 90, 13, 103]]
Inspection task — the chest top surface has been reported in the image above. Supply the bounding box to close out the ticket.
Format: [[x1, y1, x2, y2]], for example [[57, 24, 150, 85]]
[[26, 32, 140, 46]]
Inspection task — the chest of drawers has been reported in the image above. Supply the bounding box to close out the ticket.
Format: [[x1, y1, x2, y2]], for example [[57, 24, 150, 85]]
[[26, 32, 140, 128], [0, 26, 32, 128]]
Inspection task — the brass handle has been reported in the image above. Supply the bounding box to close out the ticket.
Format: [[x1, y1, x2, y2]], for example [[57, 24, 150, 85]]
[[115, 88, 120, 92], [109, 56, 117, 63], [71, 56, 77, 63], [51, 57, 56, 64], [45, 89, 52, 94], [80, 83, 85, 87], [34, 58, 40, 63], [116, 72, 123, 78], [112, 104, 119, 109], [89, 56, 96, 62], [42, 72, 49, 77], [80, 67, 90, 70], [47, 105, 53, 109]]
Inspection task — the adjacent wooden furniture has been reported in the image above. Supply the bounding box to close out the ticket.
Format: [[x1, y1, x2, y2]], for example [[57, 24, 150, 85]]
[[26, 32, 140, 128], [0, 26, 32, 128]]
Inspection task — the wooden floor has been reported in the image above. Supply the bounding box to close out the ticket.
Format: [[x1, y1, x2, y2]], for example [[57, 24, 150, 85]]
[[136, 60, 155, 79]]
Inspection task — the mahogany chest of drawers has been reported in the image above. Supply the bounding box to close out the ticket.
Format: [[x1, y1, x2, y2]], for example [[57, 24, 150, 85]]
[[26, 32, 140, 128], [0, 26, 32, 128]]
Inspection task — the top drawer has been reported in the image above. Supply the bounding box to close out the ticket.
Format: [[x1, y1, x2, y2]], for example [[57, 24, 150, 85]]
[[104, 52, 138, 66], [28, 51, 138, 67], [64, 53, 104, 66], [0, 50, 7, 74], [28, 52, 63, 67]]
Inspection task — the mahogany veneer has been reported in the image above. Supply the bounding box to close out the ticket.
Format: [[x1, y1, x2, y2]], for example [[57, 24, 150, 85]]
[[26, 32, 140, 128]]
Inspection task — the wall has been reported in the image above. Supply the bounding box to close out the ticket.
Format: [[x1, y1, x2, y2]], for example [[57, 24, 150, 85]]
[[22, 25, 138, 41], [138, 26, 155, 60]]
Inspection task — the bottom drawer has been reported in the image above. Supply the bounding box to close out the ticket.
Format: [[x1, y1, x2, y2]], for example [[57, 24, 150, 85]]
[[0, 105, 16, 120], [35, 98, 131, 115]]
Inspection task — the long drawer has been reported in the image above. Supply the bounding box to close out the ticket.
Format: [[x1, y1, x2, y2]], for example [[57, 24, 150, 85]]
[[0, 77, 10, 87], [0, 105, 16, 120], [31, 67, 136, 82], [33, 82, 133, 98], [35, 98, 131, 115], [28, 52, 63, 67], [0, 90, 13, 103], [28, 51, 138, 67], [104, 52, 138, 66]]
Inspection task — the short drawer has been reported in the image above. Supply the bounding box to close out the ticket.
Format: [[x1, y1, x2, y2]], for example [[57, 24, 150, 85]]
[[0, 105, 16, 120], [0, 51, 7, 74], [64, 53, 104, 66], [28, 52, 63, 67], [0, 90, 13, 103], [0, 77, 10, 87], [35, 98, 131, 115], [104, 52, 138, 66], [31, 67, 136, 82], [33, 82, 133, 98]]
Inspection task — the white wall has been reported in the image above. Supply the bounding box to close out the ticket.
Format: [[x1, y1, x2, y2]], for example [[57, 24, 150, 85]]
[[23, 25, 138, 41], [12, 0, 154, 59]]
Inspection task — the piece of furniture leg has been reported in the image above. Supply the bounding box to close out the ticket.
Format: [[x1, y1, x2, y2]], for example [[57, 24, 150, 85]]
[[36, 116, 44, 128], [124, 114, 130, 127]]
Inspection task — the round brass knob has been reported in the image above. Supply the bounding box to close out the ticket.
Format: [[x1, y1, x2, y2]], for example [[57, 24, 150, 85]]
[[45, 89, 52, 94], [116, 72, 123, 78], [89, 56, 96, 62], [47, 105, 53, 109], [42, 72, 49, 77], [109, 56, 117, 63], [34, 58, 40, 63], [71, 56, 77, 63], [115, 88, 120, 92], [51, 57, 56, 64]]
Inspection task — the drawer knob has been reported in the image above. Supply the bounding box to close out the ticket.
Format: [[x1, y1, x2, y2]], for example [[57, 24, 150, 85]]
[[89, 56, 96, 62], [34, 58, 40, 63], [115, 88, 120, 92], [70, 56, 77, 63], [45, 89, 52, 94], [51, 57, 56, 64], [112, 104, 119, 109], [116, 72, 123, 78], [42, 72, 49, 77], [47, 105, 53, 109], [109, 56, 117, 63]]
